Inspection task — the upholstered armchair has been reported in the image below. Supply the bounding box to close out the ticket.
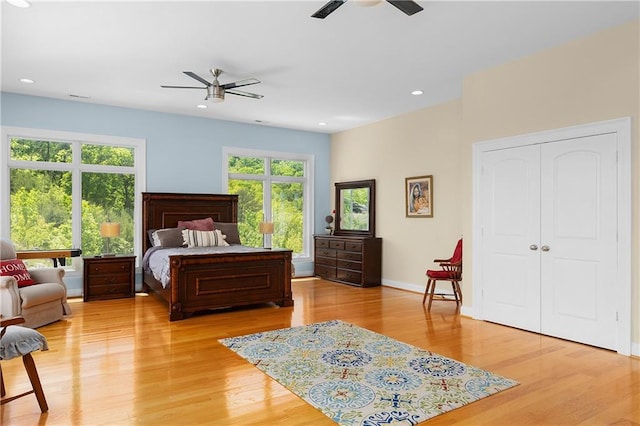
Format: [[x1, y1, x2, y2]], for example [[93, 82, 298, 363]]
[[0, 239, 71, 328]]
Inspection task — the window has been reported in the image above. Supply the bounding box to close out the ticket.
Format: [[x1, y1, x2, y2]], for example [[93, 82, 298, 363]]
[[223, 147, 313, 260], [1, 127, 145, 270]]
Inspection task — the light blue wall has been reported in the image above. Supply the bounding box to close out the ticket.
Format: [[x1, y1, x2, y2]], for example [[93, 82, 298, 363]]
[[1, 92, 330, 292]]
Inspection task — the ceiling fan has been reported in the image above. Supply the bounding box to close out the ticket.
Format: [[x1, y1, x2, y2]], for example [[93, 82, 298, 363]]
[[161, 68, 263, 103], [312, 0, 423, 19]]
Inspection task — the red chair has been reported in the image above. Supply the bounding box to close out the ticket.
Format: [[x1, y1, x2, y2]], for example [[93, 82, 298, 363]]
[[422, 238, 463, 310]]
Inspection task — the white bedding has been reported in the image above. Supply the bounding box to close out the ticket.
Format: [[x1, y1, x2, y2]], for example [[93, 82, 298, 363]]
[[142, 245, 265, 288]]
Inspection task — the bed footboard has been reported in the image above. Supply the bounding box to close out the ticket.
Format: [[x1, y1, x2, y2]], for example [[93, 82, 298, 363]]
[[167, 250, 293, 321]]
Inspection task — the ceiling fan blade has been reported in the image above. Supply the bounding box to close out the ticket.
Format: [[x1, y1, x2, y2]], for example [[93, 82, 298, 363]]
[[222, 78, 260, 90], [226, 89, 264, 99], [386, 0, 423, 16], [160, 85, 205, 89], [312, 0, 346, 19], [183, 71, 211, 86]]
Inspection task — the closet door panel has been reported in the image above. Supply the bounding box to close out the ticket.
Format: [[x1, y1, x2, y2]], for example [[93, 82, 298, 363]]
[[481, 145, 541, 332], [540, 133, 618, 350]]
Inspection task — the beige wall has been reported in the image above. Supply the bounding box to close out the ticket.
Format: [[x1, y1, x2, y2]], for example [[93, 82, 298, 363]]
[[331, 20, 639, 349], [331, 100, 463, 291]]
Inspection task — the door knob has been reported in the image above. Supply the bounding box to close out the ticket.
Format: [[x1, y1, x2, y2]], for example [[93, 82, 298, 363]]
[[529, 244, 538, 251], [541, 245, 550, 252]]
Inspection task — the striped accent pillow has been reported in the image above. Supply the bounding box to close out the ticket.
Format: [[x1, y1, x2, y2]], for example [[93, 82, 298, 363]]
[[182, 229, 230, 248]]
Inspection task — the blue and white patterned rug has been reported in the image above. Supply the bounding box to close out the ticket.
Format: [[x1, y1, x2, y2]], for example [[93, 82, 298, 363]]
[[219, 319, 518, 425]]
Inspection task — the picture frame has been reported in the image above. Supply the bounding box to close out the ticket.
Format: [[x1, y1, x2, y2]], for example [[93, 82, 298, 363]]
[[405, 175, 433, 218]]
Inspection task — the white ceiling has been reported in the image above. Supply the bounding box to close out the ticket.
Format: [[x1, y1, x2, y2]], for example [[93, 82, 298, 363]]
[[2, 1, 638, 134]]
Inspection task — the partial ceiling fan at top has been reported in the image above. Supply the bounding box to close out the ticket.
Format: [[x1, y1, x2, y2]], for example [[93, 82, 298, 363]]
[[312, 0, 423, 19], [161, 68, 263, 103]]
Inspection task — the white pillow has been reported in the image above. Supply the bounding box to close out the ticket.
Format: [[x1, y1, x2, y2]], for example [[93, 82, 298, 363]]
[[182, 229, 229, 248]]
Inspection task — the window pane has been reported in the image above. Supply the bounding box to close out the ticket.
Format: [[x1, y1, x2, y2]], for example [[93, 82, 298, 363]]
[[10, 168, 72, 266], [10, 138, 72, 163], [82, 143, 134, 166], [228, 156, 264, 175], [271, 159, 304, 177], [229, 179, 264, 247], [81, 172, 135, 257], [272, 182, 303, 254]]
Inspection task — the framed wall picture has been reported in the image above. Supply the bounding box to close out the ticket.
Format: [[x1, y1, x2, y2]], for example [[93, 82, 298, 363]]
[[405, 175, 433, 218]]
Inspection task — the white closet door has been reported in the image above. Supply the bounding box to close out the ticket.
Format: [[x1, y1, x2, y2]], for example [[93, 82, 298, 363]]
[[539, 133, 618, 350], [480, 145, 541, 333]]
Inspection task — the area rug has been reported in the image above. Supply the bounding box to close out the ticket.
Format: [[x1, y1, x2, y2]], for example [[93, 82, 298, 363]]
[[219, 320, 518, 425]]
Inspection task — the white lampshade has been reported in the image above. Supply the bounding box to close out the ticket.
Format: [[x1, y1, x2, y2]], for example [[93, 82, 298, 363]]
[[100, 222, 121, 238]]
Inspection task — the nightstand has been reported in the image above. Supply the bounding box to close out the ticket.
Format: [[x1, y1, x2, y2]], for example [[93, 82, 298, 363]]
[[83, 255, 136, 302]]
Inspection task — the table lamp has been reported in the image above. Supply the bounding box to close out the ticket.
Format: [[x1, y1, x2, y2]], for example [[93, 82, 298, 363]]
[[99, 222, 120, 256], [258, 221, 274, 249]]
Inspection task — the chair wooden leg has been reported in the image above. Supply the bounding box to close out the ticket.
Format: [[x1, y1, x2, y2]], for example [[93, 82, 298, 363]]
[[451, 282, 459, 304], [0, 364, 5, 398], [22, 353, 48, 413], [422, 279, 432, 304], [427, 279, 437, 311], [453, 281, 462, 305]]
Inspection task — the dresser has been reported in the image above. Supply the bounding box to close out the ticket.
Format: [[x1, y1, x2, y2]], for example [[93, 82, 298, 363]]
[[83, 255, 136, 301], [314, 236, 382, 287]]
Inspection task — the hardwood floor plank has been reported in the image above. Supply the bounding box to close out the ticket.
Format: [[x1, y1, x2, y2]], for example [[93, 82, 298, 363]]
[[1, 278, 638, 425]]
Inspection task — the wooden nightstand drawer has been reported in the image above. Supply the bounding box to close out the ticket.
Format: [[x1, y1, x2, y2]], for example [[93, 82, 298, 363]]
[[88, 283, 133, 298], [88, 273, 131, 286], [86, 261, 132, 275], [83, 256, 136, 302]]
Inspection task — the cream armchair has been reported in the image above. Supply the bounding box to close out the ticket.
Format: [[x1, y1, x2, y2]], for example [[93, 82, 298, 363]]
[[0, 239, 71, 328]]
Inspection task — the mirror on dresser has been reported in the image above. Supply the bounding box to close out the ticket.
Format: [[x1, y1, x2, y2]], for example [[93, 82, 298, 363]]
[[314, 179, 381, 287], [334, 179, 375, 238]]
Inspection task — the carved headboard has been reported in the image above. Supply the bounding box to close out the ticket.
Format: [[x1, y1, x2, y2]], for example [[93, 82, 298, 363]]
[[142, 192, 239, 253]]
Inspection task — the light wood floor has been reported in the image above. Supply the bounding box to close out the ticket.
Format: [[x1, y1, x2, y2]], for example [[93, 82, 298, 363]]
[[2, 278, 638, 425]]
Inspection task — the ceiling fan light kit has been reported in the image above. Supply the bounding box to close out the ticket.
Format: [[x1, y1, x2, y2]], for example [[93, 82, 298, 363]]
[[312, 0, 423, 19], [206, 84, 225, 103], [161, 68, 262, 104]]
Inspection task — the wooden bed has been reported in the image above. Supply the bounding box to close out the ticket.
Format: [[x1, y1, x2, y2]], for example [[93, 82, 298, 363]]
[[142, 192, 293, 321]]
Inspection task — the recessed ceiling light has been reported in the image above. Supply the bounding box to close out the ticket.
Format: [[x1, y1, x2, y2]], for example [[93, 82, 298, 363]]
[[196, 104, 207, 109], [411, 90, 423, 96], [7, 0, 31, 8], [19, 78, 35, 84], [318, 122, 327, 126]]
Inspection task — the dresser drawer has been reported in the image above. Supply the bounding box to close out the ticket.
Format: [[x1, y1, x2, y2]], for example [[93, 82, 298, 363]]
[[337, 250, 362, 262], [316, 238, 330, 249], [337, 259, 362, 271], [315, 256, 337, 267], [345, 241, 362, 252], [315, 264, 337, 278], [337, 268, 362, 284], [316, 248, 336, 258], [329, 240, 345, 250], [86, 261, 132, 275]]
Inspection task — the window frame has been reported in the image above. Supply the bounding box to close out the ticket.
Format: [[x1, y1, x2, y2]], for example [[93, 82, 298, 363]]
[[222, 146, 314, 261], [1, 126, 146, 275]]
